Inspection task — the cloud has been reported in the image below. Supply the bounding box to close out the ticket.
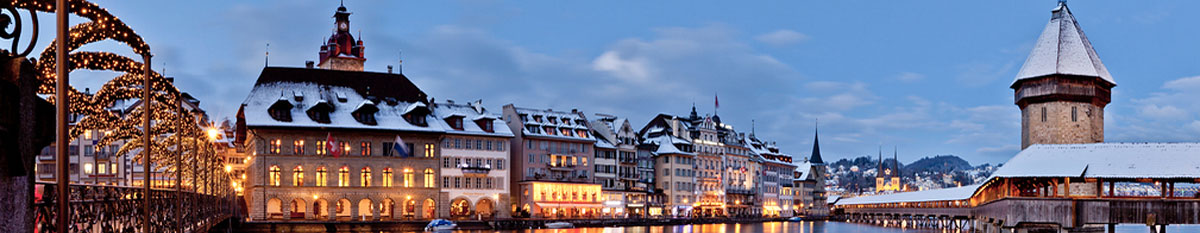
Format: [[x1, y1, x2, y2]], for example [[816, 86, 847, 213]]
[[894, 72, 925, 82], [1138, 104, 1187, 120], [755, 29, 810, 47]]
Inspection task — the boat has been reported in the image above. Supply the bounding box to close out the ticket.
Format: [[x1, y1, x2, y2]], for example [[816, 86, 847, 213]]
[[424, 219, 457, 231], [545, 221, 575, 229], [788, 216, 804, 222]]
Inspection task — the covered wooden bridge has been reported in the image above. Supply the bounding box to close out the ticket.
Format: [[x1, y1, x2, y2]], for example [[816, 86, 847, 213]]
[[836, 143, 1200, 233]]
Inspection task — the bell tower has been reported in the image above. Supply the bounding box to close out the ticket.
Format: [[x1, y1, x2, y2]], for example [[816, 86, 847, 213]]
[[317, 3, 366, 71], [1013, 1, 1115, 149]]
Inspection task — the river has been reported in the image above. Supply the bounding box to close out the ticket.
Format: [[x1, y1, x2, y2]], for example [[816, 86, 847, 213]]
[[439, 221, 1200, 233]]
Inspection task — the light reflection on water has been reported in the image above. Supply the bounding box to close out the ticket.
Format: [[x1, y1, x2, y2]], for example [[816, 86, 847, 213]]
[[432, 222, 1200, 233]]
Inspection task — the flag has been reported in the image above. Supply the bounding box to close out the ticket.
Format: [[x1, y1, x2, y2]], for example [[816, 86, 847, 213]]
[[393, 136, 411, 157], [714, 94, 719, 109], [326, 133, 340, 157]]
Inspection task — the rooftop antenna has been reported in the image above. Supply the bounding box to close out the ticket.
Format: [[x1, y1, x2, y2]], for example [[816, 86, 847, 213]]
[[398, 50, 404, 74], [264, 43, 270, 67], [751, 119, 756, 135]]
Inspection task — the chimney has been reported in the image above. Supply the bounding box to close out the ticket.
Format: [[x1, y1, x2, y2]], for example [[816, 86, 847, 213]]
[[387, 65, 393, 73], [571, 109, 578, 113], [305, 61, 315, 68]]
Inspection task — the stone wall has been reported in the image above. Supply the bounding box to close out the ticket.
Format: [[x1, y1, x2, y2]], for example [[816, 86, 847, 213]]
[[1021, 101, 1104, 149]]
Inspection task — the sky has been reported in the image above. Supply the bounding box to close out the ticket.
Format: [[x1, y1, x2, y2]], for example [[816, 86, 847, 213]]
[[27, 0, 1200, 166]]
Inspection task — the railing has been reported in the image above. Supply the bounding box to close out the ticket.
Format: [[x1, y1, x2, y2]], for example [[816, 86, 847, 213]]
[[32, 182, 234, 233]]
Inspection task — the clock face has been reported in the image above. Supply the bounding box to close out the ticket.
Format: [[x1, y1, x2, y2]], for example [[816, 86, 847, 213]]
[[338, 22, 348, 31]]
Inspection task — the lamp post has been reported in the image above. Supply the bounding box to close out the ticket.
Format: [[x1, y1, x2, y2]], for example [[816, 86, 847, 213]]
[[141, 53, 152, 233], [54, 0, 70, 232]]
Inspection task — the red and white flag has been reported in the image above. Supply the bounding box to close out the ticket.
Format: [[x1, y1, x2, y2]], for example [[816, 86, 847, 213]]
[[326, 132, 340, 157], [714, 94, 720, 109]]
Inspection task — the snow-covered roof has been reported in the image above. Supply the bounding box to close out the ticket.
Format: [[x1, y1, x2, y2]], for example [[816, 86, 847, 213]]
[[431, 102, 514, 138], [1013, 2, 1114, 86], [990, 143, 1200, 179], [649, 134, 694, 156], [510, 107, 594, 141], [242, 82, 440, 132], [594, 138, 616, 149], [835, 185, 980, 205]]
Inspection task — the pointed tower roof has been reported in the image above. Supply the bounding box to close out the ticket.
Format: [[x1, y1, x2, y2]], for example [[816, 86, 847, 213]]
[[1012, 2, 1115, 87], [810, 126, 824, 164]]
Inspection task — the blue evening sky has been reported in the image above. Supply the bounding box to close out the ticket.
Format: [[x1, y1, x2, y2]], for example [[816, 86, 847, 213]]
[[35, 0, 1200, 165]]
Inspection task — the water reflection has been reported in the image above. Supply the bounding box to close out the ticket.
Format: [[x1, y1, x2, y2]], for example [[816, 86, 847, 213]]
[[442, 221, 945, 233]]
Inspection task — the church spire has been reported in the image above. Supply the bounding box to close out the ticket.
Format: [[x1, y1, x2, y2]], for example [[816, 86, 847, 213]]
[[809, 120, 824, 164]]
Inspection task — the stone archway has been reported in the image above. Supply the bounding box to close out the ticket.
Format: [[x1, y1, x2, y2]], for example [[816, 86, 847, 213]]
[[314, 199, 330, 220], [290, 198, 307, 219], [266, 198, 283, 220], [476, 198, 495, 219], [423, 199, 437, 219], [403, 199, 417, 219], [358, 199, 374, 221], [381, 198, 395, 220], [450, 198, 472, 218], [336, 198, 352, 221]]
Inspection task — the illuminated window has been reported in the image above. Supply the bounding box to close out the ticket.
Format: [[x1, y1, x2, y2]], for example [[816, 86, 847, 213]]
[[293, 166, 304, 186], [293, 140, 305, 155], [267, 139, 282, 154], [341, 142, 351, 156], [269, 165, 281, 186], [316, 167, 328, 187], [84, 163, 93, 174], [424, 144, 435, 158], [382, 168, 394, 187], [403, 168, 414, 187], [338, 166, 349, 187], [360, 167, 372, 187], [315, 141, 327, 156], [424, 168, 435, 188], [361, 142, 372, 156], [98, 163, 107, 174]]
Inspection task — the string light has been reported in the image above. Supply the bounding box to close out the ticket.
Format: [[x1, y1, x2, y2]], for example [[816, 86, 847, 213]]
[[7, 0, 228, 185]]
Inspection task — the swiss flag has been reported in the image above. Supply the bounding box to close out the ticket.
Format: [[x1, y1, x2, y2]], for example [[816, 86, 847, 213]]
[[326, 133, 340, 157]]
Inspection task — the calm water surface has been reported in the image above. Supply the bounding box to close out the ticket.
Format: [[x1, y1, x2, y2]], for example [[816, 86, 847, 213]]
[[440, 221, 1200, 233]]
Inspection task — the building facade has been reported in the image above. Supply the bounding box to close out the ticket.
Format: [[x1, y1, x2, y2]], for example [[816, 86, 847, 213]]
[[433, 101, 514, 219], [502, 106, 602, 218], [589, 114, 648, 217]]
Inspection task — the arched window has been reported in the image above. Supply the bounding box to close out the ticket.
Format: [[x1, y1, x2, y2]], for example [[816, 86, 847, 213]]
[[338, 166, 350, 187], [293, 166, 304, 186], [403, 168, 414, 187], [269, 165, 281, 186], [382, 168, 394, 187], [316, 166, 328, 187], [423, 168, 435, 188], [361, 167, 372, 187]]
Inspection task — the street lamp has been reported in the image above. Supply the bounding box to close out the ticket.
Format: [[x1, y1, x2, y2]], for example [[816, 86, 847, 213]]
[[207, 127, 219, 141]]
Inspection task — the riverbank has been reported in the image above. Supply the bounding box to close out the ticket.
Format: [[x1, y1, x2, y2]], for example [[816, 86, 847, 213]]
[[233, 217, 820, 232]]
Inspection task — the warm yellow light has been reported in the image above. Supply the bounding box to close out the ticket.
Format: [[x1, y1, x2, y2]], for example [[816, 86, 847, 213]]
[[224, 165, 232, 173], [207, 128, 219, 140], [406, 195, 412, 200], [313, 194, 319, 200], [231, 181, 238, 187]]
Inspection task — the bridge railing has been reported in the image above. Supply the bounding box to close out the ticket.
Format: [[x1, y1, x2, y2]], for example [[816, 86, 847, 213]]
[[32, 182, 235, 233]]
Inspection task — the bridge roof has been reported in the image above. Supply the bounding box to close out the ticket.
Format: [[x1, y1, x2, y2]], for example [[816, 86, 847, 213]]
[[835, 185, 979, 205], [991, 143, 1200, 179]]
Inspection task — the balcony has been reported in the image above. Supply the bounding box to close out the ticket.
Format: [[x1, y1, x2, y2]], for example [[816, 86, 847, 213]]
[[546, 162, 576, 171], [458, 163, 492, 178]]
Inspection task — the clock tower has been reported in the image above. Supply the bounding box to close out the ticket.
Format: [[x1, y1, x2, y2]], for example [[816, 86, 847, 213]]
[[318, 3, 366, 71]]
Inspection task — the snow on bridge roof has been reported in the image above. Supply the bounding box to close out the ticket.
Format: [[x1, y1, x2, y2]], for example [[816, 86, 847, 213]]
[[991, 143, 1200, 179], [835, 185, 980, 206]]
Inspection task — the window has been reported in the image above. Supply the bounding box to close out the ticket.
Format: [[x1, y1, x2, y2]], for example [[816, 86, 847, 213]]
[[316, 167, 328, 187], [83, 162, 93, 174], [269, 165, 281, 186], [360, 142, 372, 156], [267, 139, 282, 154], [453, 177, 461, 188], [341, 142, 351, 156], [424, 144, 435, 158], [315, 141, 327, 156], [338, 166, 349, 187], [382, 142, 394, 156], [1072, 106, 1078, 122], [403, 168, 414, 187], [98, 163, 107, 174], [496, 159, 505, 170], [293, 140, 305, 155], [382, 168, 394, 187], [486, 141, 493, 150], [360, 167, 372, 187], [443, 177, 450, 188], [293, 166, 304, 186], [424, 168, 435, 188], [1041, 107, 1047, 122], [454, 139, 461, 149], [443, 158, 451, 168]]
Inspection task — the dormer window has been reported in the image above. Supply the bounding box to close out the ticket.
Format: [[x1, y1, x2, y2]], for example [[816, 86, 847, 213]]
[[402, 102, 430, 127], [444, 115, 464, 130], [306, 100, 333, 124], [351, 100, 378, 125], [292, 91, 304, 101], [562, 118, 571, 124], [268, 99, 294, 122], [547, 116, 557, 123], [475, 116, 496, 133], [336, 92, 348, 102], [544, 127, 556, 135]]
